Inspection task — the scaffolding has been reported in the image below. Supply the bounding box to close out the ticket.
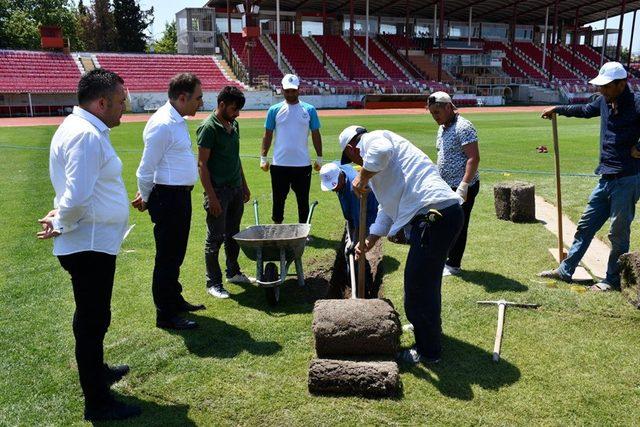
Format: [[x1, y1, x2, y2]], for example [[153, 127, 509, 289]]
[[176, 8, 217, 55]]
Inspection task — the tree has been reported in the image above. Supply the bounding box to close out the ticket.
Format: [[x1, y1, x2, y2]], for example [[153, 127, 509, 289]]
[[1, 10, 41, 49], [151, 20, 177, 54], [77, 0, 97, 51], [113, 0, 153, 52], [93, 0, 118, 51]]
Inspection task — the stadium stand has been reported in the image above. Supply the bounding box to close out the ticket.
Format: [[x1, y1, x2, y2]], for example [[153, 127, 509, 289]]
[[95, 53, 240, 91], [353, 36, 408, 79], [313, 35, 376, 79], [268, 34, 331, 79], [0, 50, 80, 93]]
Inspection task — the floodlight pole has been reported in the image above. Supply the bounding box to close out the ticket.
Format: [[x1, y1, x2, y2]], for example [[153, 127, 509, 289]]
[[437, 0, 444, 82], [542, 7, 549, 71], [549, 0, 559, 81], [276, 0, 281, 69], [571, 7, 580, 71], [322, 0, 327, 65], [349, 0, 354, 80], [433, 3, 437, 46], [365, 0, 369, 67], [468, 7, 472, 47], [616, 0, 627, 61], [628, 10, 637, 69], [405, 0, 409, 58], [601, 10, 608, 66], [227, 0, 232, 70]]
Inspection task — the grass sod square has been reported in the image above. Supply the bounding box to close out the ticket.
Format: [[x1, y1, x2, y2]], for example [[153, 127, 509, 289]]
[[0, 111, 639, 425]]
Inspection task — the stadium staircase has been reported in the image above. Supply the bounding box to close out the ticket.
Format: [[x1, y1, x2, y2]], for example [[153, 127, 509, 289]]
[[346, 36, 386, 79], [354, 36, 413, 80], [313, 35, 376, 80], [306, 36, 346, 80], [260, 35, 294, 76]]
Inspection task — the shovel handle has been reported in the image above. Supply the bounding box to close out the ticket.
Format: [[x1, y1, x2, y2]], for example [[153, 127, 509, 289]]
[[253, 199, 259, 226], [357, 193, 368, 298], [493, 303, 506, 362]]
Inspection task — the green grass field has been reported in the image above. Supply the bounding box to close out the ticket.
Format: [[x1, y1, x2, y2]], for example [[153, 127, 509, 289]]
[[1, 111, 639, 425]]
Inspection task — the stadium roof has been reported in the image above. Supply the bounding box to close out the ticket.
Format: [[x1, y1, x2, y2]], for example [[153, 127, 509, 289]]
[[205, 0, 640, 26]]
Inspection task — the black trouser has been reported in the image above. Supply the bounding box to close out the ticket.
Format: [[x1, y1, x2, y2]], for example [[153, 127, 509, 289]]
[[404, 203, 464, 360], [447, 181, 480, 268], [270, 165, 312, 223], [58, 251, 116, 406], [204, 186, 244, 286], [147, 184, 192, 320]]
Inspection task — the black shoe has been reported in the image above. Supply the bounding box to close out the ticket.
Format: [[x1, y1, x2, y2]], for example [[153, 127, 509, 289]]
[[104, 364, 130, 385], [178, 301, 206, 312], [156, 316, 198, 330], [84, 398, 141, 421]]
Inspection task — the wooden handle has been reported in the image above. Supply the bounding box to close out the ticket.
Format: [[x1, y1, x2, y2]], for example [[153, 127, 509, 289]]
[[493, 303, 506, 362], [551, 113, 565, 262], [357, 193, 368, 299]]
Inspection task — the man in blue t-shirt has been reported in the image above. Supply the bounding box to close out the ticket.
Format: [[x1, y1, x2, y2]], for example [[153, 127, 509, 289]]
[[260, 74, 323, 224], [320, 162, 380, 298]]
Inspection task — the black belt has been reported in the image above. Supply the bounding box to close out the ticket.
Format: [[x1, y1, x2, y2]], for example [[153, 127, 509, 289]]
[[601, 171, 638, 181], [154, 184, 194, 191]]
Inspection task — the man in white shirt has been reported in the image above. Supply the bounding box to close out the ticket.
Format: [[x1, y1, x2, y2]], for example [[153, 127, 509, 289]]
[[131, 73, 204, 330], [37, 69, 141, 421], [339, 126, 463, 365], [260, 74, 323, 224]]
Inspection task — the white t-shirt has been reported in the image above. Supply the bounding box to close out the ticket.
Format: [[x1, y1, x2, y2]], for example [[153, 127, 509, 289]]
[[265, 101, 321, 167], [360, 130, 462, 237]]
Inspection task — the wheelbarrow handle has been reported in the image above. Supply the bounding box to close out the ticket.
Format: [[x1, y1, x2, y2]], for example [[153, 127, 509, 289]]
[[253, 199, 259, 226], [306, 200, 319, 224]]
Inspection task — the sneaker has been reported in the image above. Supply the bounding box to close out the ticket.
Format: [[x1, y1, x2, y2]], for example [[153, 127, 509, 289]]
[[589, 281, 612, 292], [538, 268, 571, 283], [397, 348, 440, 365], [207, 284, 230, 299], [442, 265, 461, 277], [104, 364, 129, 385], [227, 273, 254, 284]]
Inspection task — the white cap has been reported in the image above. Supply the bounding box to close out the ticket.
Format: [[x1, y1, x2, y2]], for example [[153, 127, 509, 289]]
[[319, 162, 342, 191], [339, 125, 365, 151], [589, 61, 627, 86], [428, 91, 457, 108], [282, 74, 300, 90]]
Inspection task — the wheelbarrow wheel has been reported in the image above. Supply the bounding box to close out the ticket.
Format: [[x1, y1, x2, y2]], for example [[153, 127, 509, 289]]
[[263, 262, 280, 306]]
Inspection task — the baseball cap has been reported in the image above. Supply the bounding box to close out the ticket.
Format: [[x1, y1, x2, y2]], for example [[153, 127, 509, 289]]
[[427, 91, 457, 109], [338, 125, 367, 164], [589, 61, 627, 86], [282, 74, 300, 90], [319, 162, 342, 191]]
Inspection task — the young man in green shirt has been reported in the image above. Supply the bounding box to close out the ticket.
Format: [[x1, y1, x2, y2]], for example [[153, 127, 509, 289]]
[[196, 86, 252, 298]]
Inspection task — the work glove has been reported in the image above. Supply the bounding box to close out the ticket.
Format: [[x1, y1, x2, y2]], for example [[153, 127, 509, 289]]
[[313, 156, 323, 172], [456, 181, 469, 202], [260, 156, 270, 172]]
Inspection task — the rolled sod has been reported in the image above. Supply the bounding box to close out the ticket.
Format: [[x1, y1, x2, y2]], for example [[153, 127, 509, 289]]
[[618, 252, 640, 308], [312, 299, 401, 357], [494, 181, 536, 223], [308, 358, 401, 397]]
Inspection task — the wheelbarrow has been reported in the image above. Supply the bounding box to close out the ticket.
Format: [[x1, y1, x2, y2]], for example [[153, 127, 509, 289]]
[[233, 200, 318, 306]]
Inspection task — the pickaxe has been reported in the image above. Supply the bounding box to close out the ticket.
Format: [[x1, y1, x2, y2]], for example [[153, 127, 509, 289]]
[[477, 299, 540, 362]]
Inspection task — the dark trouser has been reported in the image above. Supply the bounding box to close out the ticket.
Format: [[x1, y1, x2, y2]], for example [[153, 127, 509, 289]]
[[147, 185, 192, 320], [270, 165, 312, 223], [58, 251, 115, 406], [204, 186, 244, 286], [404, 203, 464, 360], [447, 181, 480, 268]]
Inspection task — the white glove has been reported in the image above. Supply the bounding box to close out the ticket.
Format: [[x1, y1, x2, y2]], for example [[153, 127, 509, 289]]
[[456, 181, 469, 202], [260, 156, 269, 171], [314, 156, 323, 171]]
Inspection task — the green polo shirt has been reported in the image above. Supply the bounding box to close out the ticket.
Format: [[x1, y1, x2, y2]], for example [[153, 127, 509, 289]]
[[196, 112, 242, 188]]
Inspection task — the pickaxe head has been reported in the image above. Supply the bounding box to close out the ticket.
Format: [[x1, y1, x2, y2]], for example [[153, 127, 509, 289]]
[[477, 299, 540, 309]]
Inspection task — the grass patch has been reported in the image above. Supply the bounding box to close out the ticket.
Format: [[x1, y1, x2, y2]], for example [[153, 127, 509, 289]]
[[1, 111, 639, 425]]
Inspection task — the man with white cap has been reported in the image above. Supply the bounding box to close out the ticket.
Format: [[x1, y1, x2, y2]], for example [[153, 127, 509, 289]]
[[339, 125, 463, 365], [427, 91, 480, 277], [539, 62, 640, 291], [320, 161, 379, 297], [260, 74, 323, 224]]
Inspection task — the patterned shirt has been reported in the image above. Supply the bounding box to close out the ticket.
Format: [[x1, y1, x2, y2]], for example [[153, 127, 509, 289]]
[[436, 114, 480, 187]]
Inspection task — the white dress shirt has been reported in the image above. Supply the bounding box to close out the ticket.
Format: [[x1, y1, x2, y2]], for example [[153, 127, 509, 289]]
[[49, 106, 130, 256], [136, 101, 198, 201], [360, 130, 462, 237]]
